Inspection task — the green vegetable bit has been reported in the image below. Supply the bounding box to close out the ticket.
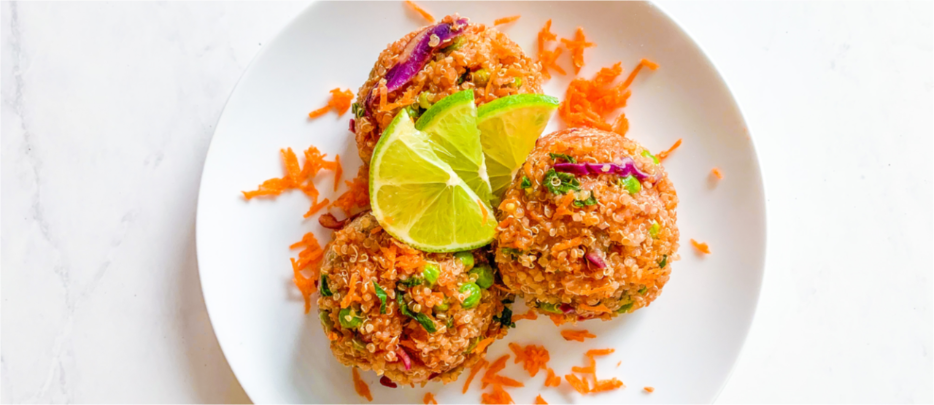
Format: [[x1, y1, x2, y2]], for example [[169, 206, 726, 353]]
[[338, 307, 363, 329], [459, 283, 482, 309], [638, 286, 647, 295], [537, 302, 562, 314], [352, 336, 367, 352], [620, 175, 641, 195], [469, 265, 495, 289], [319, 311, 334, 331], [404, 105, 422, 121], [418, 92, 435, 109], [422, 263, 440, 286], [319, 275, 333, 297], [465, 337, 481, 354], [399, 276, 424, 288], [501, 247, 523, 258], [493, 305, 516, 329], [520, 176, 532, 189], [513, 77, 523, 87], [658, 254, 668, 268], [446, 316, 454, 329], [434, 298, 450, 312], [414, 312, 437, 333], [373, 282, 388, 314], [642, 149, 660, 164], [549, 153, 577, 163], [351, 102, 364, 118], [471, 69, 490, 87], [455, 251, 475, 271], [649, 221, 660, 238], [617, 302, 634, 313], [544, 168, 581, 195], [573, 192, 598, 208], [441, 36, 465, 53]]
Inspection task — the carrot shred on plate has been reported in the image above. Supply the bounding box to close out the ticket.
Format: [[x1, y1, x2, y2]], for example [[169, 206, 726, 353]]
[[307, 106, 330, 119], [463, 358, 489, 394], [591, 378, 624, 393], [508, 343, 550, 377], [423, 392, 437, 404], [560, 27, 595, 74], [482, 355, 510, 389], [586, 348, 615, 358], [474, 337, 496, 354], [405, 0, 435, 23], [481, 384, 514, 405], [544, 368, 562, 387], [303, 198, 330, 219], [657, 138, 682, 161], [352, 368, 373, 402], [481, 374, 525, 388], [558, 59, 659, 133], [511, 309, 538, 322], [711, 167, 723, 180], [644, 386, 655, 393], [330, 167, 370, 216], [536, 20, 565, 80], [308, 88, 354, 118], [494, 15, 521, 26], [537, 19, 557, 54], [691, 239, 711, 254], [565, 373, 590, 394], [535, 394, 548, 404], [561, 329, 596, 342]]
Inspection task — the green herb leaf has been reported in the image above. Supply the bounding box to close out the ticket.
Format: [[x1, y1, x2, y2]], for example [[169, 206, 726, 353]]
[[617, 302, 634, 313], [573, 192, 598, 208], [396, 293, 413, 318], [399, 277, 424, 287], [373, 282, 388, 314], [319, 275, 333, 297], [549, 153, 577, 163], [520, 176, 532, 189], [493, 305, 516, 329], [638, 286, 647, 295], [501, 247, 523, 259], [658, 254, 668, 268], [544, 168, 580, 195], [414, 312, 437, 333]]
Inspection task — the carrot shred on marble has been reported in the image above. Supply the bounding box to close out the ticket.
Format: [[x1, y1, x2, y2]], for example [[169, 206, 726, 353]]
[[307, 106, 330, 119], [463, 358, 489, 394], [352, 368, 373, 402], [657, 138, 682, 161], [535, 394, 548, 404], [560, 27, 595, 74], [711, 167, 723, 180], [644, 386, 655, 393], [561, 329, 596, 342], [494, 15, 521, 26], [423, 392, 437, 404], [405, 0, 435, 23], [691, 239, 711, 254]]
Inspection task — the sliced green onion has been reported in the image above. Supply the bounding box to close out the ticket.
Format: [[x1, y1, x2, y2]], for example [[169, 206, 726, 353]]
[[620, 175, 641, 195], [469, 265, 495, 289], [319, 275, 333, 297], [339, 308, 363, 329], [649, 221, 660, 238], [373, 282, 388, 314], [422, 263, 440, 286]]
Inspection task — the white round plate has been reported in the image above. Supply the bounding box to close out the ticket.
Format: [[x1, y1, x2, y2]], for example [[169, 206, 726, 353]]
[[196, 1, 766, 403]]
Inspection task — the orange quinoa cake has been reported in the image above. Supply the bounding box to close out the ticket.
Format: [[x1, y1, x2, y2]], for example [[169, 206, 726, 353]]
[[494, 127, 679, 324], [352, 14, 544, 163], [317, 213, 514, 385]]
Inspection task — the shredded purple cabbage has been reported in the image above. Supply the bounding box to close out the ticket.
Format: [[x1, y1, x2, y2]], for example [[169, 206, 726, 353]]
[[584, 252, 607, 269], [396, 348, 413, 370], [553, 157, 652, 180], [379, 376, 397, 388], [560, 303, 575, 314]]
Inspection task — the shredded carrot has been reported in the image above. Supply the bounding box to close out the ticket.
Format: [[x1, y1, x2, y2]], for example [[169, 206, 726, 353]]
[[544, 368, 561, 387], [551, 236, 582, 253], [558, 58, 658, 132], [474, 337, 496, 354], [578, 303, 612, 313], [481, 384, 514, 405], [565, 374, 590, 394], [691, 239, 710, 254], [242, 177, 291, 199], [509, 343, 550, 377], [478, 199, 489, 225], [308, 88, 354, 119], [621, 59, 658, 90], [586, 348, 615, 358], [539, 48, 566, 80], [464, 359, 489, 394], [332, 154, 343, 190], [331, 168, 370, 216], [535, 394, 548, 404], [494, 15, 521, 26], [307, 106, 330, 119], [560, 27, 595, 74], [511, 310, 538, 322], [561, 329, 596, 342], [405, 0, 435, 23], [571, 365, 595, 374], [537, 19, 557, 54], [644, 386, 655, 393], [711, 167, 723, 180], [611, 112, 629, 137], [303, 198, 330, 218], [340, 272, 360, 308], [592, 378, 624, 393], [378, 82, 388, 112], [423, 392, 437, 404], [290, 232, 323, 312], [482, 355, 510, 389], [616, 361, 621, 368], [481, 374, 525, 388], [657, 138, 682, 161], [352, 368, 372, 402]]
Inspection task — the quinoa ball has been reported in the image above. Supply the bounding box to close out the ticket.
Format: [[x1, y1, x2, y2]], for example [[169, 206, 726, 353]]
[[494, 128, 680, 324], [317, 213, 512, 385], [353, 14, 544, 163]]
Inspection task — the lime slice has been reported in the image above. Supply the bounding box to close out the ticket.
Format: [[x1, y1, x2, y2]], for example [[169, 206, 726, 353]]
[[370, 109, 497, 252], [415, 90, 493, 204], [477, 94, 560, 203]]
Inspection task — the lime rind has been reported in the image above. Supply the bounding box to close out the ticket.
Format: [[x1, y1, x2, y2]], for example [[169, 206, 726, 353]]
[[370, 109, 496, 253]]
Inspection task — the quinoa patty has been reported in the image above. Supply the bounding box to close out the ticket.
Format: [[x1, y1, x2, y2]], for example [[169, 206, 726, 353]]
[[317, 213, 512, 385], [494, 127, 680, 324], [353, 14, 544, 163]]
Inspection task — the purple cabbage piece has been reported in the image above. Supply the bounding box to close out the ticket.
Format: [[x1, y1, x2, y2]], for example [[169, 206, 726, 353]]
[[584, 252, 607, 269], [363, 19, 468, 117], [553, 157, 652, 181], [559, 303, 575, 314]]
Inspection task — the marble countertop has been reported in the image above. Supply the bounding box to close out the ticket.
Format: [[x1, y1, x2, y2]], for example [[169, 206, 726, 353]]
[[2, 2, 930, 403]]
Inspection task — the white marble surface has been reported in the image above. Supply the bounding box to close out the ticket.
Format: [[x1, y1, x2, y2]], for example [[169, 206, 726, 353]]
[[1, 1, 930, 403]]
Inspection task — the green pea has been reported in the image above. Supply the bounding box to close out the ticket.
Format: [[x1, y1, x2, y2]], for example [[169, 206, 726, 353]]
[[352, 336, 367, 352], [472, 69, 490, 87], [338, 308, 363, 329], [455, 251, 475, 271], [422, 263, 440, 286], [620, 175, 641, 195], [459, 283, 481, 309], [649, 221, 660, 238], [642, 149, 660, 164], [469, 265, 494, 289], [318, 311, 334, 332], [434, 298, 451, 312], [537, 302, 562, 314]]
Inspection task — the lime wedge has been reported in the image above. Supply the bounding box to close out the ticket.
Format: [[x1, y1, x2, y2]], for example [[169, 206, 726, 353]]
[[370, 109, 497, 252], [478, 94, 560, 204], [415, 90, 493, 204]]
